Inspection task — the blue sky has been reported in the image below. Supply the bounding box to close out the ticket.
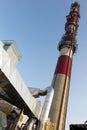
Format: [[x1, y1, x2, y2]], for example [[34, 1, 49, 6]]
[[0, 0, 87, 130]]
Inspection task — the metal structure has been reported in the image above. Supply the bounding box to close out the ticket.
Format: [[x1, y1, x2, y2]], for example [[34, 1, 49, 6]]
[[70, 124, 87, 130], [0, 2, 80, 130], [0, 41, 41, 129]]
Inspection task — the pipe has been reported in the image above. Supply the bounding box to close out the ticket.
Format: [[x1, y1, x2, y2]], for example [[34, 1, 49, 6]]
[[38, 87, 54, 130], [26, 118, 37, 130]]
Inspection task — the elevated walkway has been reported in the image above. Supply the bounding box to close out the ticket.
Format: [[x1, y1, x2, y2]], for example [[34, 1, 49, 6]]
[[0, 41, 41, 118]]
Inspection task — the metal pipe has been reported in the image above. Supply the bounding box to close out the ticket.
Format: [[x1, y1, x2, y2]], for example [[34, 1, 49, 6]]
[[27, 118, 37, 130], [38, 87, 54, 130]]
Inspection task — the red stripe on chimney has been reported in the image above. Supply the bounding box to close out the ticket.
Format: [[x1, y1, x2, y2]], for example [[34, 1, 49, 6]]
[[55, 55, 72, 77]]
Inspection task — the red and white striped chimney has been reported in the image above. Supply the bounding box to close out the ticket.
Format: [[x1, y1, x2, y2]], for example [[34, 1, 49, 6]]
[[48, 2, 80, 130]]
